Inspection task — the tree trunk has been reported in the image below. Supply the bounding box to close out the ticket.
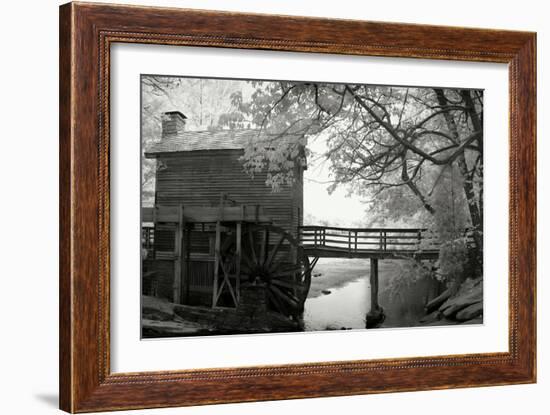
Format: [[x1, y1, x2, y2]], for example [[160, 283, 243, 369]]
[[433, 89, 483, 273], [460, 89, 484, 230]]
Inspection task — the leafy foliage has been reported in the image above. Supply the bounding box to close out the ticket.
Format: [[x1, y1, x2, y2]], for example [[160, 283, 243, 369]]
[[387, 258, 434, 302], [228, 81, 483, 272]]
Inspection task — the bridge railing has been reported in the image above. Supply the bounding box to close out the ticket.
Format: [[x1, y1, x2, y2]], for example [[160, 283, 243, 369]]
[[298, 225, 439, 254]]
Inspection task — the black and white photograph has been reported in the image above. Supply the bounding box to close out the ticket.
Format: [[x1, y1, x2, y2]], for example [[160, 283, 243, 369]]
[[140, 75, 484, 338]]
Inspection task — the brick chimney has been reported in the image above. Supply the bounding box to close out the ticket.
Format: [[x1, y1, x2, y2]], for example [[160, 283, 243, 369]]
[[161, 111, 187, 138]]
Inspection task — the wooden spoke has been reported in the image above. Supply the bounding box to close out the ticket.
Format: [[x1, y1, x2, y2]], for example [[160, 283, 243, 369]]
[[271, 280, 306, 296], [265, 234, 286, 269], [247, 231, 258, 265], [271, 279, 305, 291], [273, 266, 304, 278], [269, 284, 299, 309], [219, 224, 312, 317], [281, 288, 301, 305], [266, 289, 287, 315], [260, 228, 269, 265]]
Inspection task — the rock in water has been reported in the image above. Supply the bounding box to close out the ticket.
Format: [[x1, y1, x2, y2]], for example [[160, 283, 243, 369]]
[[455, 302, 483, 321], [425, 288, 452, 313], [420, 310, 442, 324], [439, 279, 483, 318]]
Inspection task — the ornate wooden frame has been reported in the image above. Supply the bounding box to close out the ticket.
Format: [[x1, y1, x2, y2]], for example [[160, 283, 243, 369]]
[[59, 2, 536, 412]]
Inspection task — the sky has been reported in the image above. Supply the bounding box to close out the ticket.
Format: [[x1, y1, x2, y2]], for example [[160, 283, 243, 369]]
[[303, 133, 367, 226]]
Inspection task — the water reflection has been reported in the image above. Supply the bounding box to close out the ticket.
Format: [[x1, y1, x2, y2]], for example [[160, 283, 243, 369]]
[[303, 258, 442, 331], [304, 278, 370, 331]]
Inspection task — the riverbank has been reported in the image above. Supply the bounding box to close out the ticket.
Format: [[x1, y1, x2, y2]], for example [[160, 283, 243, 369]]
[[142, 293, 301, 338], [420, 277, 483, 326]]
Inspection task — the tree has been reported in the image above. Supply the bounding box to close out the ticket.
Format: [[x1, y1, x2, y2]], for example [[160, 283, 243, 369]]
[[228, 82, 483, 267], [140, 76, 247, 205]]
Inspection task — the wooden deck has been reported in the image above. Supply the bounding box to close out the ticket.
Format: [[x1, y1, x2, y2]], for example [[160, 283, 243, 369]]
[[299, 225, 441, 260]]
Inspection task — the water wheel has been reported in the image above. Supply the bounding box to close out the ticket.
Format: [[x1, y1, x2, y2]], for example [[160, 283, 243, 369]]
[[220, 224, 311, 318]]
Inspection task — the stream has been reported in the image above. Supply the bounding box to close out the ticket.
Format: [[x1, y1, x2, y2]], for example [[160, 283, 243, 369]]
[[303, 258, 441, 331]]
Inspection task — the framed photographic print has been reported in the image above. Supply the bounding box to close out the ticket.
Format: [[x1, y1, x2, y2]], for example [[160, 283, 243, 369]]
[[59, 2, 536, 412]]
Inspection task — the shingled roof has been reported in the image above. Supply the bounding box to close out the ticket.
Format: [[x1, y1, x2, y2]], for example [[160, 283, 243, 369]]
[[144, 129, 266, 157], [144, 128, 308, 159]]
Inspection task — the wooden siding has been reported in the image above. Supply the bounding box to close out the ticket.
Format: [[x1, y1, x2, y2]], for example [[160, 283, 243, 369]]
[[154, 150, 303, 238]]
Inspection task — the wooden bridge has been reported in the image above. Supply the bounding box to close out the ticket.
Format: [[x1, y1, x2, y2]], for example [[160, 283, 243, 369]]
[[298, 225, 447, 327], [298, 225, 440, 261]]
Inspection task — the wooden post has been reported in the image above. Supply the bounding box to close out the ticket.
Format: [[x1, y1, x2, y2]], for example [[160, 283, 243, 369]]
[[182, 225, 191, 304], [235, 222, 242, 303], [370, 258, 379, 311], [218, 193, 226, 221], [152, 206, 158, 259], [261, 228, 269, 264], [173, 205, 184, 304], [212, 221, 221, 307], [366, 257, 384, 328]]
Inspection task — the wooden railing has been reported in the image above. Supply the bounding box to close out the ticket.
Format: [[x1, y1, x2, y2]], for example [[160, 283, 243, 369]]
[[298, 225, 439, 254], [143, 222, 476, 259], [142, 224, 155, 253]]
